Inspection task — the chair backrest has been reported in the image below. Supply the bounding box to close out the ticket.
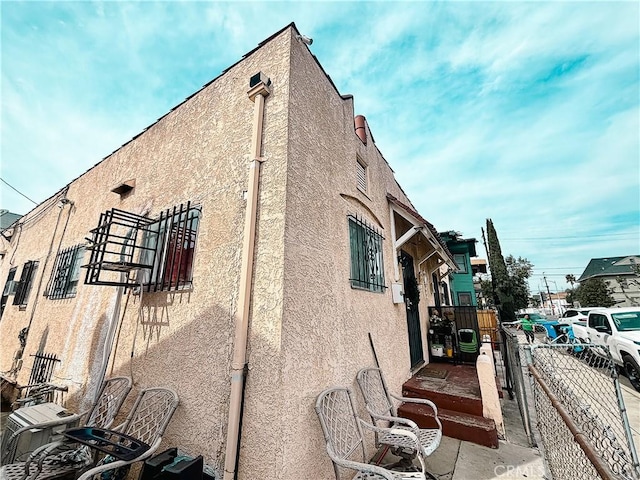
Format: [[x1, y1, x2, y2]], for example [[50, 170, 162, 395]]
[[458, 329, 478, 353], [315, 387, 366, 480], [86, 376, 133, 428], [122, 387, 179, 446], [356, 367, 397, 425]]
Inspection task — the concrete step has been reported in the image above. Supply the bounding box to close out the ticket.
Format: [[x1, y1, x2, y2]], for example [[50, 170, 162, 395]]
[[399, 401, 499, 449], [402, 382, 483, 417]]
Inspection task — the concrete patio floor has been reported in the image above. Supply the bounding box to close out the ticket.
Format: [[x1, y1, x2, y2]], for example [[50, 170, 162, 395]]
[[381, 390, 546, 479]]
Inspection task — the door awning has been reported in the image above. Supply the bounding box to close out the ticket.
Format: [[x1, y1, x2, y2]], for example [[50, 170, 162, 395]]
[[387, 193, 457, 274]]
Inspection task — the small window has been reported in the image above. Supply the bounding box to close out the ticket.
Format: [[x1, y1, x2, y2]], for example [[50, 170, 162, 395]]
[[356, 158, 368, 193], [457, 292, 473, 306], [139, 205, 200, 292], [2, 267, 18, 296], [1, 267, 17, 318], [348, 216, 385, 292], [46, 245, 85, 300], [454, 254, 467, 274], [13, 261, 39, 307]]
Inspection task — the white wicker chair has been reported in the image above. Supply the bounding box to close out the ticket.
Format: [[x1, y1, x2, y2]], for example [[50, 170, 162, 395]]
[[356, 368, 442, 468], [316, 387, 428, 480], [0, 376, 132, 480], [71, 387, 179, 480]]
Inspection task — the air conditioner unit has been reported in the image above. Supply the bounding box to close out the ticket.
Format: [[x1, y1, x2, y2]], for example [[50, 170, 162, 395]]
[[1, 403, 77, 463]]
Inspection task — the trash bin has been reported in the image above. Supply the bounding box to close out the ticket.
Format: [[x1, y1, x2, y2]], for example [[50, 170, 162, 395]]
[[139, 448, 212, 480]]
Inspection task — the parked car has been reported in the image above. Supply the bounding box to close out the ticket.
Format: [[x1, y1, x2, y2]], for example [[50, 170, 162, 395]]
[[572, 307, 640, 391], [517, 312, 548, 322], [559, 307, 601, 325]]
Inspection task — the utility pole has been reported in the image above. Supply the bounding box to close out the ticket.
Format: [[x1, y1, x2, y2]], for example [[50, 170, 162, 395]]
[[481, 227, 489, 258], [543, 273, 555, 316]]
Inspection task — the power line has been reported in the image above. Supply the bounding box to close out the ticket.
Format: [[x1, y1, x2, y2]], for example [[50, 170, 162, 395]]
[[504, 232, 637, 240], [1, 177, 38, 205]]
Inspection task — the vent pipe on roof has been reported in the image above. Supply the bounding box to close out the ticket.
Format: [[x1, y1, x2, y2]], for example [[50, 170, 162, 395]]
[[355, 115, 367, 145]]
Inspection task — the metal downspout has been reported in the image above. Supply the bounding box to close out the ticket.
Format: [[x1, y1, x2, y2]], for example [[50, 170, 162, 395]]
[[223, 77, 271, 480]]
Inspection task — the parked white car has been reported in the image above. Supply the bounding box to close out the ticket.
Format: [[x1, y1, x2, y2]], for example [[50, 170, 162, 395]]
[[559, 307, 601, 325], [572, 307, 640, 391]]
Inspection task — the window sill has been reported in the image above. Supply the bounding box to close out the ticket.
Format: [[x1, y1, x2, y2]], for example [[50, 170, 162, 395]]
[[350, 284, 386, 294]]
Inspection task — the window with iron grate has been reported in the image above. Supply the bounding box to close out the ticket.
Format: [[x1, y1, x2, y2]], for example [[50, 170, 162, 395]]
[[348, 216, 385, 292], [13, 260, 39, 307], [45, 245, 85, 300], [138, 204, 200, 292]]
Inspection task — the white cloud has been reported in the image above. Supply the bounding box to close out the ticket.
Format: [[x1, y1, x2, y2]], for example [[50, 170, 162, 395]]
[[1, 1, 638, 290]]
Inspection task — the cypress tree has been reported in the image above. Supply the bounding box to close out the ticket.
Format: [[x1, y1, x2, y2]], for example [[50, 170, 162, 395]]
[[486, 219, 516, 322]]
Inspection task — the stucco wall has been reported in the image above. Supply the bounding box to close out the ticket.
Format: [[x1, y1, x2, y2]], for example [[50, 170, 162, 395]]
[[0, 25, 447, 479], [604, 276, 640, 307], [0, 27, 292, 474], [268, 34, 426, 479]]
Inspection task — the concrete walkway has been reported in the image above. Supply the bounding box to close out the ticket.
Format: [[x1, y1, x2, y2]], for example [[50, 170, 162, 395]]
[[424, 394, 546, 480], [381, 384, 546, 479]]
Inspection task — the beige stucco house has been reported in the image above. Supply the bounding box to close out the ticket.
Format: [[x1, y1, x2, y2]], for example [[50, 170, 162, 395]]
[[0, 24, 456, 479], [577, 255, 640, 307]]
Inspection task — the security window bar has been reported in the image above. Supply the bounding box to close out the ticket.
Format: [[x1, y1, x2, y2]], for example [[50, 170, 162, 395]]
[[348, 215, 386, 292], [46, 245, 85, 300], [28, 351, 60, 385], [356, 158, 367, 193], [84, 208, 158, 288], [83, 203, 200, 291], [139, 203, 200, 292], [13, 261, 39, 307]]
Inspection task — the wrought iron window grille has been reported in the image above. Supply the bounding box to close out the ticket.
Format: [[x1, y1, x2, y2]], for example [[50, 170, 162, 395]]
[[348, 215, 386, 292], [28, 351, 60, 385], [83, 203, 200, 293], [45, 245, 85, 300]]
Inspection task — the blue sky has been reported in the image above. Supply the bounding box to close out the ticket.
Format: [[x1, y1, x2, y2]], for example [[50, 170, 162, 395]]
[[1, 1, 638, 292]]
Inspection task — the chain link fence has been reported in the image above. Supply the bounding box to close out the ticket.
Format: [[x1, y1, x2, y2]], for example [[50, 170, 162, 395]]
[[502, 325, 639, 480], [530, 344, 639, 479]]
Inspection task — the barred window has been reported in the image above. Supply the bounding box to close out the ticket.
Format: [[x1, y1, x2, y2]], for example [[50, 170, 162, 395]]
[[46, 245, 85, 300], [348, 216, 385, 292], [138, 204, 200, 292], [13, 260, 39, 307]]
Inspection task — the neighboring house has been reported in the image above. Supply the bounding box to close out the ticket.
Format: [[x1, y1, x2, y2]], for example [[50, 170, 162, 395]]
[[0, 24, 456, 479], [578, 256, 640, 307], [439, 231, 478, 306], [538, 290, 569, 316], [0, 209, 22, 230], [0, 209, 22, 249]]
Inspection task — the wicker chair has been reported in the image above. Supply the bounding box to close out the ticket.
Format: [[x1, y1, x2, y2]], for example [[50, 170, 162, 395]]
[[71, 387, 179, 480], [316, 386, 428, 480], [356, 368, 441, 468], [0, 376, 132, 480]]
